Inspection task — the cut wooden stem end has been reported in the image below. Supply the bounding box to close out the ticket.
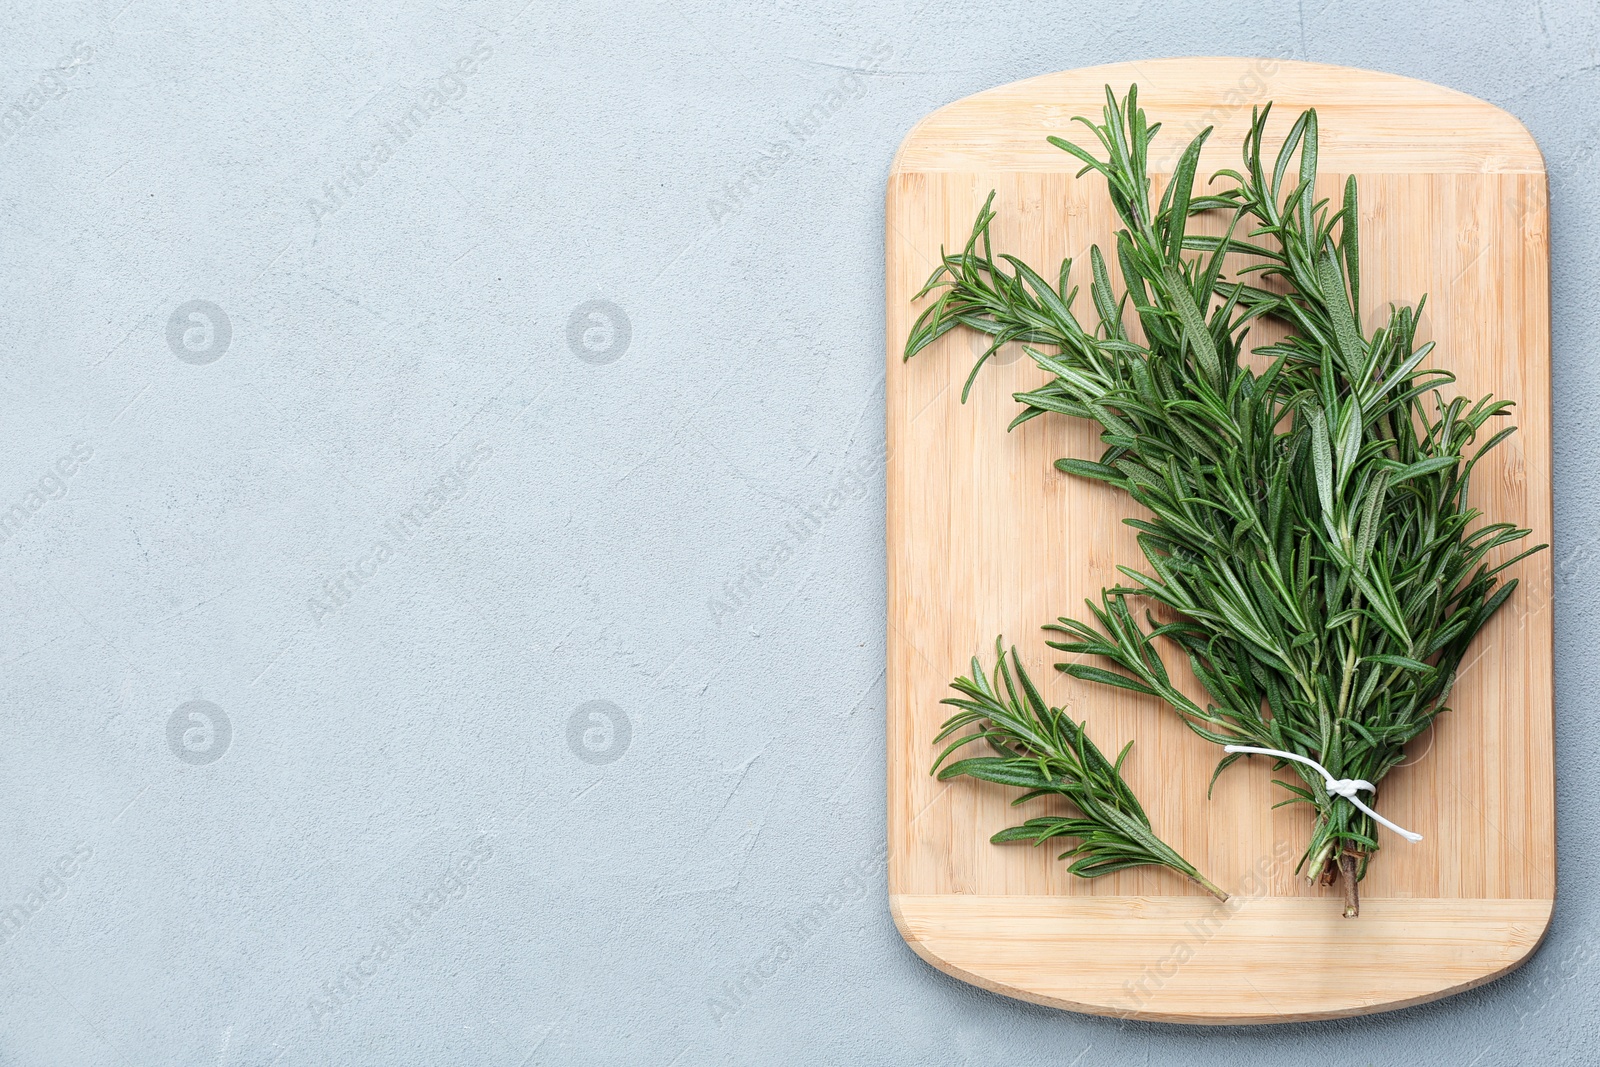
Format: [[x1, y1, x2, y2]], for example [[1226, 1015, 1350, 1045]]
[[1339, 852, 1361, 918], [1190, 873, 1230, 903]]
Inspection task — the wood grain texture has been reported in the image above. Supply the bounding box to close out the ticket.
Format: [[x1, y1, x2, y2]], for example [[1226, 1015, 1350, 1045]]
[[893, 895, 1553, 1024], [885, 58, 1553, 1023]]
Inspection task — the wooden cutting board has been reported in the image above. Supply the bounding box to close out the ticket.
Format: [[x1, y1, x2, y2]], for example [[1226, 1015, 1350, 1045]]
[[885, 58, 1553, 1024]]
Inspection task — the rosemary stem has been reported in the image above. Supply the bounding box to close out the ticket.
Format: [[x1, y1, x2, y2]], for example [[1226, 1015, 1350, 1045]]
[[1306, 837, 1335, 886], [1188, 872, 1230, 903], [1339, 852, 1361, 918]]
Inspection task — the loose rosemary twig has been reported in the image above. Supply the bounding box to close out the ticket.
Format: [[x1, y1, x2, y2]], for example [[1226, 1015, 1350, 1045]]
[[908, 86, 1544, 916], [932, 641, 1227, 901]]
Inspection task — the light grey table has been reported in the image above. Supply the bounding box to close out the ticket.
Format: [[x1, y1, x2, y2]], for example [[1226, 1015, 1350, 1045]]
[[1, 1, 1595, 1064]]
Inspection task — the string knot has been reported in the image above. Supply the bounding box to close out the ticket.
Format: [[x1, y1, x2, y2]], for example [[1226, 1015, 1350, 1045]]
[[1223, 745, 1422, 843]]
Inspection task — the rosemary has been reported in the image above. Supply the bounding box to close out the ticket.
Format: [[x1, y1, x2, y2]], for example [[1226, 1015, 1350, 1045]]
[[932, 641, 1226, 900], [907, 86, 1542, 916]]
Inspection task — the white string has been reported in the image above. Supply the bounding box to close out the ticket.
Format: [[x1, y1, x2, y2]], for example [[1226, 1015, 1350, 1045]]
[[1223, 744, 1423, 843]]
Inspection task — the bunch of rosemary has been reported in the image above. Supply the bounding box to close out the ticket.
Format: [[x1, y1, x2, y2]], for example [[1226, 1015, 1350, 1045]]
[[909, 86, 1541, 916]]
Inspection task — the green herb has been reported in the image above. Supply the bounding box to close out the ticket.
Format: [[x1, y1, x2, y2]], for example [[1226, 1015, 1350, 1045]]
[[907, 86, 1543, 916], [933, 641, 1227, 900]]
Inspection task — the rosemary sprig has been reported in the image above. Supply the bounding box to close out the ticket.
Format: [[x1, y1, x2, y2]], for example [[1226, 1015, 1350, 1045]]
[[932, 640, 1227, 901], [907, 86, 1543, 916]]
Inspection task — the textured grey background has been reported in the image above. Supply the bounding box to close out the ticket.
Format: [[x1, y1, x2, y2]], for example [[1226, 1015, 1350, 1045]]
[[0, 0, 1595, 1064]]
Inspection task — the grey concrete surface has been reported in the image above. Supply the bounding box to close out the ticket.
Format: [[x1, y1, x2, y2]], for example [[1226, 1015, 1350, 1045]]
[[0, 0, 1595, 1064]]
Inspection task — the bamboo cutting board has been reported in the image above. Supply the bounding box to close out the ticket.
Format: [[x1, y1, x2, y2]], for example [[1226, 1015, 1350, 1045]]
[[886, 58, 1553, 1024]]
